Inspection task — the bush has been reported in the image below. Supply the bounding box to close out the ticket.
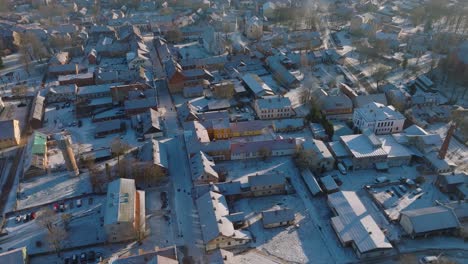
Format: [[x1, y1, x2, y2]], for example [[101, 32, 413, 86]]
[[415, 176, 425, 184]]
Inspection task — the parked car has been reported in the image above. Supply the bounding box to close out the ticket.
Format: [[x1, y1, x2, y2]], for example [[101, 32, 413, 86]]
[[59, 203, 66, 212], [375, 176, 389, 184], [76, 199, 82, 208], [71, 254, 78, 264], [80, 252, 87, 263], [413, 188, 423, 195], [15, 215, 21, 223], [337, 163, 347, 175], [419, 256, 439, 264], [53, 203, 59, 212]]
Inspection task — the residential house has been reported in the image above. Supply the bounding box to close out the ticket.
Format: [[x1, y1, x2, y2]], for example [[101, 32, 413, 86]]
[[110, 83, 151, 104], [229, 120, 271, 138], [76, 83, 121, 102], [138, 139, 169, 183], [300, 139, 335, 173], [399, 206, 460, 239], [211, 81, 235, 99], [124, 97, 158, 116], [317, 93, 353, 120], [47, 84, 77, 103], [104, 178, 146, 243], [262, 208, 295, 228], [0, 120, 21, 149], [132, 109, 163, 139], [230, 138, 297, 160], [58, 72, 95, 86], [183, 85, 205, 98], [165, 59, 213, 93], [253, 96, 294, 120], [272, 119, 304, 133], [241, 74, 275, 98], [248, 173, 287, 197], [328, 191, 394, 259], [436, 173, 467, 200], [191, 151, 219, 185], [196, 191, 251, 251], [353, 102, 405, 134], [266, 56, 300, 88], [95, 120, 124, 138]]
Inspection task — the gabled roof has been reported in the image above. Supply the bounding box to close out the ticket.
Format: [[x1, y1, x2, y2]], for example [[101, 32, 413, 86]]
[[328, 191, 393, 254], [262, 207, 295, 225], [401, 206, 460, 234], [196, 191, 234, 243], [191, 151, 219, 182]]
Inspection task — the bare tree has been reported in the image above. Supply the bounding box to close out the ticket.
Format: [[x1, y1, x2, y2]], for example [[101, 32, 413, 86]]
[[36, 207, 57, 233], [46, 225, 68, 256], [61, 213, 72, 231], [111, 137, 130, 169], [372, 66, 390, 89]]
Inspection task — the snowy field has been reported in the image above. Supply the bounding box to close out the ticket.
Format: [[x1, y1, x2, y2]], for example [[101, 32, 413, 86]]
[[17, 172, 92, 209]]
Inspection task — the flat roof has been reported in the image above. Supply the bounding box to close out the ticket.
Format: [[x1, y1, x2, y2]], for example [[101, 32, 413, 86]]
[[104, 178, 136, 225], [340, 134, 387, 159]]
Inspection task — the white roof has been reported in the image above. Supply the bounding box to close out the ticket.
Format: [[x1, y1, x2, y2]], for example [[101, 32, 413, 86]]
[[104, 178, 136, 225], [355, 102, 404, 122], [340, 134, 387, 159], [377, 135, 413, 158], [328, 191, 393, 254], [196, 191, 250, 243]]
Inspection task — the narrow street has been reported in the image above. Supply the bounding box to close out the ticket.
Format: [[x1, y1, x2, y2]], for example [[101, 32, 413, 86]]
[[145, 36, 204, 262]]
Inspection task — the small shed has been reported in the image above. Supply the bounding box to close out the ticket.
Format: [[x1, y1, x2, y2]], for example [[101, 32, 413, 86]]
[[321, 175, 339, 193]]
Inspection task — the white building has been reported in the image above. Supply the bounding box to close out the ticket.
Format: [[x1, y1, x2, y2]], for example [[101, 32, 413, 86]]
[[104, 178, 146, 243], [245, 16, 263, 40], [353, 102, 405, 135], [253, 96, 294, 120]]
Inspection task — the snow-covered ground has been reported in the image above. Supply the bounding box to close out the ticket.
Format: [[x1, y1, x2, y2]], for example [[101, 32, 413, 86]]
[[1, 195, 106, 255], [17, 172, 92, 209], [220, 157, 357, 263]]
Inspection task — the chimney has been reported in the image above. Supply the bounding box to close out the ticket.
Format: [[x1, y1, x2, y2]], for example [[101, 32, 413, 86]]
[[438, 123, 456, 160]]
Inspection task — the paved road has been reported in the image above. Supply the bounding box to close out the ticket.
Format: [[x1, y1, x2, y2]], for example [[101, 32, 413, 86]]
[[145, 37, 204, 262]]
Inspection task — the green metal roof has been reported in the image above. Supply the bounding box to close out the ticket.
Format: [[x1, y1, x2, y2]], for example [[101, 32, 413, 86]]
[[31, 132, 46, 155]]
